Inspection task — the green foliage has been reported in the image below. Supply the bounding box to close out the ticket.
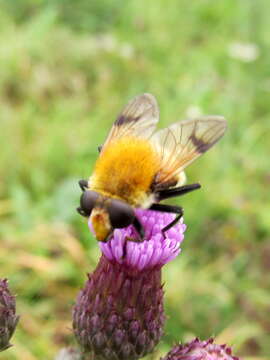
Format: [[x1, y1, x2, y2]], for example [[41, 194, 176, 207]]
[[0, 0, 122, 32], [0, 0, 269, 359]]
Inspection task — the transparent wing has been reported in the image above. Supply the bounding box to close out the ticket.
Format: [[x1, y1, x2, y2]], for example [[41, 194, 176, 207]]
[[101, 93, 159, 152], [151, 116, 227, 186]]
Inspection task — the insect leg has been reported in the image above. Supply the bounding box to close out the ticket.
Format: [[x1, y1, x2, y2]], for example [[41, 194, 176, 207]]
[[131, 216, 145, 242], [149, 203, 183, 237], [155, 183, 201, 201], [98, 145, 102, 153], [78, 179, 88, 192]]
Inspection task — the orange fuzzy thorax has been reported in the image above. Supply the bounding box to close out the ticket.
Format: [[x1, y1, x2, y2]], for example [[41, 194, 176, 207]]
[[90, 137, 160, 206]]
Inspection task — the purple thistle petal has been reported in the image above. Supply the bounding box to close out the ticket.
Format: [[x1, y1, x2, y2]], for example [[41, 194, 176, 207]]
[[99, 242, 113, 260]]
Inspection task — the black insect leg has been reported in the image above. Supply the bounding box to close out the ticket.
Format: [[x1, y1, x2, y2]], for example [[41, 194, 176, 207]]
[[149, 203, 184, 237], [130, 216, 145, 242], [78, 179, 88, 192], [155, 183, 201, 202], [98, 145, 102, 153]]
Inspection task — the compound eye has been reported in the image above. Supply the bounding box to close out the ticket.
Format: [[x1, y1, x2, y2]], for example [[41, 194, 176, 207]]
[[80, 191, 99, 216], [108, 199, 135, 228]]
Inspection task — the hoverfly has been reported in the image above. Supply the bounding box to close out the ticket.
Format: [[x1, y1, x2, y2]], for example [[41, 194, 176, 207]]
[[77, 94, 227, 242]]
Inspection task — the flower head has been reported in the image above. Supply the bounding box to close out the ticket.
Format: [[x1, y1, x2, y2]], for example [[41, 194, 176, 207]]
[[73, 255, 165, 360], [93, 209, 186, 271], [74, 209, 186, 360], [0, 279, 19, 352], [161, 338, 240, 360]]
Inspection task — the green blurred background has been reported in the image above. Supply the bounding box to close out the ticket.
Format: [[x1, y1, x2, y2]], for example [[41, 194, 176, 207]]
[[0, 0, 269, 359]]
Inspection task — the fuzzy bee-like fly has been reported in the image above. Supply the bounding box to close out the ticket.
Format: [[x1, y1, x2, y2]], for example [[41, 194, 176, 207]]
[[77, 94, 227, 242]]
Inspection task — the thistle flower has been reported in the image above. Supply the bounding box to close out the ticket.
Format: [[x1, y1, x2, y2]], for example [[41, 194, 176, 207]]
[[73, 209, 185, 360], [98, 209, 185, 270], [161, 338, 240, 360], [0, 279, 19, 352]]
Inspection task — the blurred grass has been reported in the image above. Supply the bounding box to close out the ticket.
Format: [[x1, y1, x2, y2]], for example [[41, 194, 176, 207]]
[[0, 0, 269, 359]]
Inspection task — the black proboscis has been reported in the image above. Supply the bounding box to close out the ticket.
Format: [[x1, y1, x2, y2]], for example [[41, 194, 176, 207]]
[[131, 216, 145, 242]]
